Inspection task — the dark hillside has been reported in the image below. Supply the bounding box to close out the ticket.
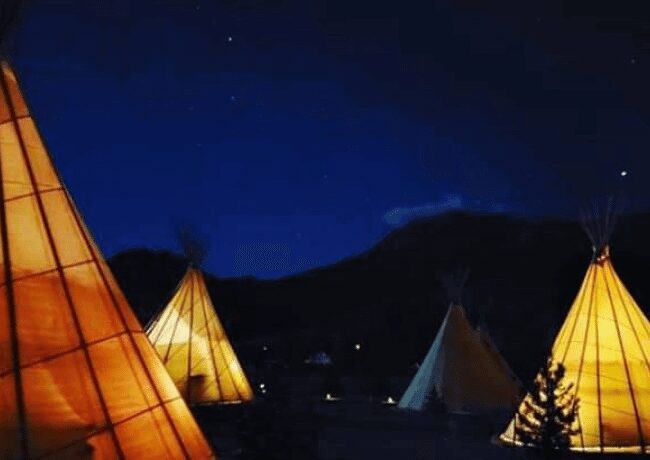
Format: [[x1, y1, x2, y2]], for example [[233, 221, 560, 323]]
[[109, 212, 650, 384]]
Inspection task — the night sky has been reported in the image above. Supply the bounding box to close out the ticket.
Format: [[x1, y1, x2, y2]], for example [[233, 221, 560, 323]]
[[6, 0, 650, 278]]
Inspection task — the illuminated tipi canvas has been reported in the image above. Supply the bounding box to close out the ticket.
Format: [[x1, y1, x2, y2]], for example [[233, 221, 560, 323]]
[[0, 62, 214, 459], [500, 243, 650, 453], [477, 326, 522, 392], [147, 267, 254, 405], [398, 303, 522, 412]]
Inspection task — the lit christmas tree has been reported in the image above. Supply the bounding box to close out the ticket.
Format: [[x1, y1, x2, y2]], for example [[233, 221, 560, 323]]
[[514, 357, 580, 455]]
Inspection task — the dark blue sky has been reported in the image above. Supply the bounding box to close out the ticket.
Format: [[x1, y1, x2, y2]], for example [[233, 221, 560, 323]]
[[6, 0, 650, 277]]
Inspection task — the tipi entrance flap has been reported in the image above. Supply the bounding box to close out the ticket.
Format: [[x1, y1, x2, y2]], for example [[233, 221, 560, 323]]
[[147, 267, 253, 405], [0, 61, 214, 458]]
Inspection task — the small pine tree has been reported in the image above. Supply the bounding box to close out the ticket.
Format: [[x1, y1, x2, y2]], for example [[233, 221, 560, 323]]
[[514, 357, 580, 456]]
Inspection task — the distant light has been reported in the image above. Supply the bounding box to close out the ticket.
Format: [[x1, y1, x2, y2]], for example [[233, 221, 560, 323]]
[[383, 396, 396, 405], [354, 343, 361, 351], [227, 36, 233, 42], [621, 170, 628, 177], [261, 388, 267, 394], [230, 95, 237, 102], [259, 383, 265, 389], [262, 345, 268, 351], [324, 392, 341, 402]]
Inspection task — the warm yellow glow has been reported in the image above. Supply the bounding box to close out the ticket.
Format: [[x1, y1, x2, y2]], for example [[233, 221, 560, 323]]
[[0, 62, 214, 458], [501, 249, 650, 453], [147, 268, 254, 405]]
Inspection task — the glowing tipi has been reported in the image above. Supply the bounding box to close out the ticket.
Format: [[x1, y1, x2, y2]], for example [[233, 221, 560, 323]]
[[500, 244, 650, 453], [0, 62, 214, 458], [398, 303, 522, 412], [147, 267, 254, 405]]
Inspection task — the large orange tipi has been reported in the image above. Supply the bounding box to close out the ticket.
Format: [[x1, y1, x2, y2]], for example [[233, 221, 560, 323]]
[[500, 225, 650, 453], [147, 266, 254, 405], [0, 62, 214, 458]]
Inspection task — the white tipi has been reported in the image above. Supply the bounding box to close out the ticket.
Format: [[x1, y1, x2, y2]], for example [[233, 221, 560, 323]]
[[399, 303, 522, 413]]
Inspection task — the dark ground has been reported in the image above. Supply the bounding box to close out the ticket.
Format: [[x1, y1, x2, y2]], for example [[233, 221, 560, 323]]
[[193, 401, 645, 460]]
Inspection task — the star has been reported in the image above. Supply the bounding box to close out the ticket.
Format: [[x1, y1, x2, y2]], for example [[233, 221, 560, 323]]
[[630, 58, 637, 64], [230, 95, 237, 102], [620, 170, 628, 177], [227, 36, 233, 42], [322, 173, 329, 180]]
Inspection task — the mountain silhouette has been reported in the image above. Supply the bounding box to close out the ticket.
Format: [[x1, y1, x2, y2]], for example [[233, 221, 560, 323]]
[[108, 211, 650, 382]]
